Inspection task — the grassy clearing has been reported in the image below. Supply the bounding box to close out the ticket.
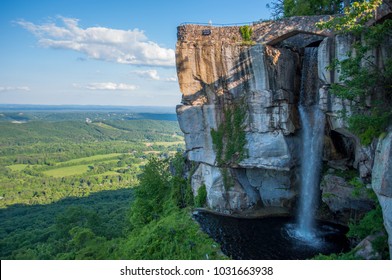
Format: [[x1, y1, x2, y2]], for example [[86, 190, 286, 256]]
[[44, 158, 122, 177], [7, 164, 29, 171], [59, 153, 122, 165], [152, 141, 184, 146], [43, 164, 90, 177], [91, 122, 118, 130]]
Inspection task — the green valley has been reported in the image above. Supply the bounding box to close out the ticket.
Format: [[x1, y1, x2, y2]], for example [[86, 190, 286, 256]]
[[0, 107, 225, 260], [0, 109, 183, 207]]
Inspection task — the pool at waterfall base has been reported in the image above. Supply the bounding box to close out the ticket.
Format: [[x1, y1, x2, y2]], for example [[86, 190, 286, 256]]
[[194, 211, 350, 260]]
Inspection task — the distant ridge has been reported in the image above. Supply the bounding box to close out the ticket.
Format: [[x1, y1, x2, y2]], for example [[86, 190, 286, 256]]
[[0, 104, 176, 114]]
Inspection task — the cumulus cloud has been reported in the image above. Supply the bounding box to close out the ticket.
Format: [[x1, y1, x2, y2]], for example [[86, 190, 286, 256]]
[[74, 82, 138, 91], [165, 76, 178, 82], [0, 86, 30, 92], [17, 16, 175, 67], [133, 69, 161, 80]]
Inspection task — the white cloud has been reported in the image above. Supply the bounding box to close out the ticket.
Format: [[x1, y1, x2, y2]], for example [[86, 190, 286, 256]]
[[165, 76, 178, 82], [74, 82, 138, 91], [17, 16, 175, 67], [132, 70, 178, 82], [133, 69, 161, 80], [0, 86, 30, 92]]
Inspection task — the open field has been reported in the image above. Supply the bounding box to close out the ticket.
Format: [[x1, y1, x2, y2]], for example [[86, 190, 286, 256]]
[[148, 140, 184, 147], [7, 164, 29, 171], [58, 153, 123, 165], [91, 122, 119, 130], [42, 164, 91, 177]]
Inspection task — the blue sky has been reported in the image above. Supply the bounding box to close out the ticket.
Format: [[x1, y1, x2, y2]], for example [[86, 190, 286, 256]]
[[0, 0, 272, 107]]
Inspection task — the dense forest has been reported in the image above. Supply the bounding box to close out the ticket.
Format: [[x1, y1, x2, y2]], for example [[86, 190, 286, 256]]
[[0, 108, 225, 259]]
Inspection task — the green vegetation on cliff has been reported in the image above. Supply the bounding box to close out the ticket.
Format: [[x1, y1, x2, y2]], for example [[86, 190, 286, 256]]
[[124, 155, 224, 259], [318, 0, 392, 145], [195, 184, 207, 207], [211, 103, 247, 166], [314, 204, 389, 259], [239, 25, 255, 45]]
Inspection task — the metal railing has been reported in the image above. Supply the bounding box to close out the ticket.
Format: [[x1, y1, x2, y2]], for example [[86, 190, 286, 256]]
[[178, 19, 270, 27]]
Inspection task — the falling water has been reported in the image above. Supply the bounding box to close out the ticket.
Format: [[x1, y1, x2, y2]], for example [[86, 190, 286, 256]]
[[193, 48, 349, 257], [295, 47, 325, 241]]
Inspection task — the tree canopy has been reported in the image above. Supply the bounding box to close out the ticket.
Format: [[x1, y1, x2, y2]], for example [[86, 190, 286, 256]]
[[267, 0, 352, 18]]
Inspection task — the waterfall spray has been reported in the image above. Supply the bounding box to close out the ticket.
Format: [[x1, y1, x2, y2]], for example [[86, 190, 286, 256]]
[[297, 105, 325, 239], [295, 47, 325, 241]]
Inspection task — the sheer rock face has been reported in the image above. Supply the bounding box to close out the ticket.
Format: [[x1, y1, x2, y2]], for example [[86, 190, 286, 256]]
[[372, 131, 392, 259], [175, 21, 337, 213], [318, 35, 376, 180], [177, 105, 217, 166], [176, 36, 301, 212]]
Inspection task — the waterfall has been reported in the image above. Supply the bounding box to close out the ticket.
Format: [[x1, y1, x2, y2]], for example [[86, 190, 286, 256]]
[[296, 47, 325, 240]]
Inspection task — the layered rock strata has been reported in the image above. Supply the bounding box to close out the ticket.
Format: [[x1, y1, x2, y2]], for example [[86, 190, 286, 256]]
[[176, 33, 301, 212], [176, 21, 355, 213], [175, 16, 392, 257]]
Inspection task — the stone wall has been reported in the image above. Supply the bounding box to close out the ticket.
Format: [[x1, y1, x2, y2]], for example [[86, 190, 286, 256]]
[[177, 15, 333, 45], [177, 24, 247, 44]]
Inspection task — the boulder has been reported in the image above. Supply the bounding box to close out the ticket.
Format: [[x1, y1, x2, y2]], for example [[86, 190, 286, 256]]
[[320, 174, 374, 213], [354, 233, 384, 260], [191, 163, 255, 212], [246, 168, 296, 207]]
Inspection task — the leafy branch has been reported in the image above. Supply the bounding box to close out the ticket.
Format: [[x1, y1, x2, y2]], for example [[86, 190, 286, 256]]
[[318, 0, 392, 145], [316, 0, 383, 34]]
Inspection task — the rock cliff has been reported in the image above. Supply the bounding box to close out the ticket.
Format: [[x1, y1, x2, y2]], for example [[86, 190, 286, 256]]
[[176, 18, 350, 213], [176, 24, 303, 212], [372, 131, 392, 258], [175, 14, 392, 256]]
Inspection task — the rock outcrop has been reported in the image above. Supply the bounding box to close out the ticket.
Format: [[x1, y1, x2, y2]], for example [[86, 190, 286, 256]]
[[320, 174, 374, 223], [175, 20, 361, 214], [354, 233, 385, 260], [372, 131, 392, 259], [176, 25, 302, 212], [175, 12, 392, 256]]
